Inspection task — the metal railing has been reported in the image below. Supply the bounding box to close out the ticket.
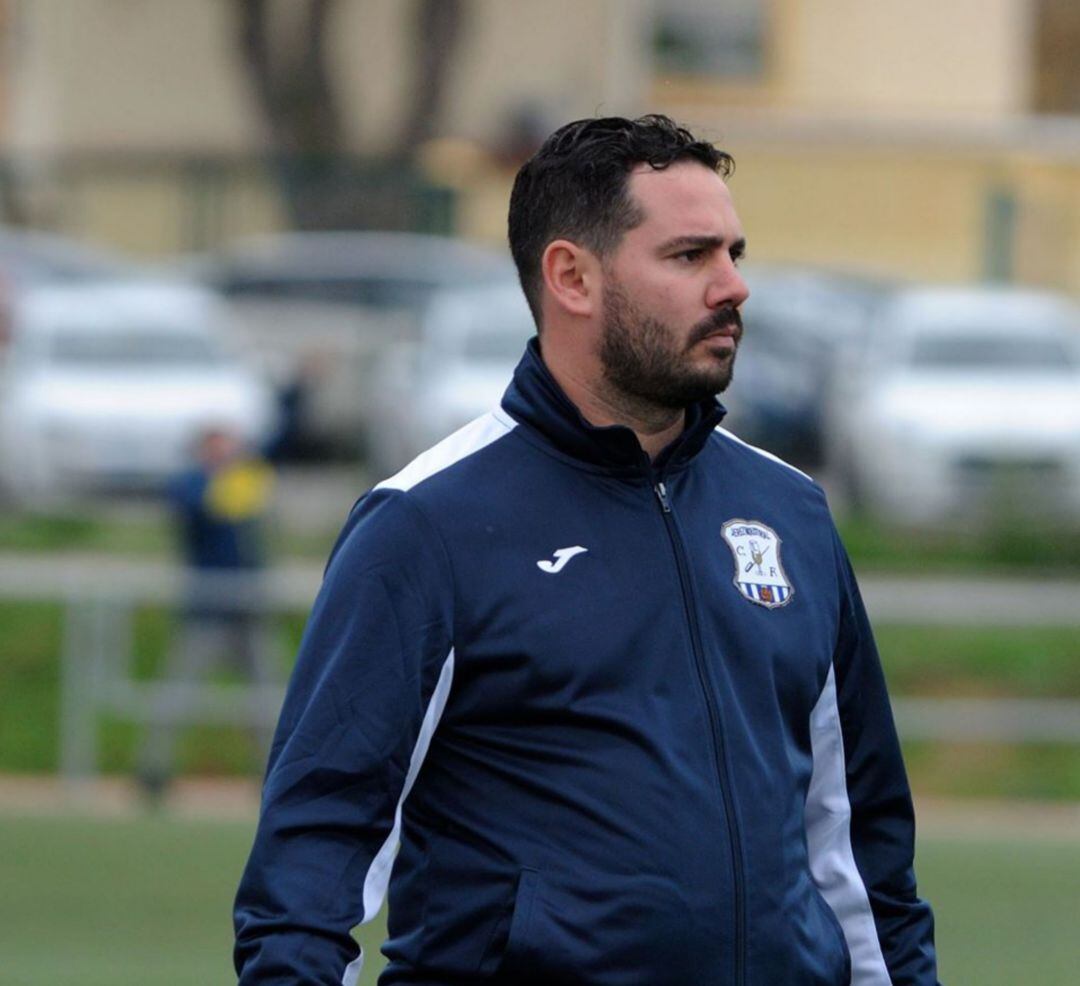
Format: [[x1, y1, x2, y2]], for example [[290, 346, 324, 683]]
[[1, 555, 1077, 781]]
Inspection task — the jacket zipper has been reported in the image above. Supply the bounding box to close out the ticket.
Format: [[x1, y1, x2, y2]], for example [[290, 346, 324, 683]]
[[653, 478, 746, 986]]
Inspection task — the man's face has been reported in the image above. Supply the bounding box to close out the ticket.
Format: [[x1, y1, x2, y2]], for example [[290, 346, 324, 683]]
[[597, 162, 749, 409]]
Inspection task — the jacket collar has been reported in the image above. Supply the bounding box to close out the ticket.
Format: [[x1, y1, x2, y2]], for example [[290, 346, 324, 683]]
[[501, 337, 726, 476]]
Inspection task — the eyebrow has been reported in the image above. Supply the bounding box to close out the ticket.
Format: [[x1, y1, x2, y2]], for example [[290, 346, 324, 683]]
[[659, 235, 747, 259]]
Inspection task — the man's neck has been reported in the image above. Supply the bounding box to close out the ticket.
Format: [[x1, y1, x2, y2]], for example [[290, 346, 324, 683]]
[[540, 340, 685, 461]]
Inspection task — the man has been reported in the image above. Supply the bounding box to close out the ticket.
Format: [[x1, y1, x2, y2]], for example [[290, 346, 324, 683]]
[[235, 115, 939, 985]]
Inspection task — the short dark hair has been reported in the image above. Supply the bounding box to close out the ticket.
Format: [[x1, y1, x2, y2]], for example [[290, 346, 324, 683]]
[[507, 114, 734, 325]]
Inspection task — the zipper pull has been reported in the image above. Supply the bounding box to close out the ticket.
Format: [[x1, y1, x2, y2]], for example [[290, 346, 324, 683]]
[[654, 481, 672, 513]]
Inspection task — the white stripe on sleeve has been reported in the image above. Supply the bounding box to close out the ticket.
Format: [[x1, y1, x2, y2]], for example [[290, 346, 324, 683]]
[[341, 648, 457, 986], [806, 663, 892, 984], [375, 409, 516, 493]]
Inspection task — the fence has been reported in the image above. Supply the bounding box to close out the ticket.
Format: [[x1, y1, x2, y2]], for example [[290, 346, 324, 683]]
[[1, 556, 1078, 783]]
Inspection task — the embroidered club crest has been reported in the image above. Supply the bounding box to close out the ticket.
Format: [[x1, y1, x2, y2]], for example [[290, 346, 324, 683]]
[[721, 519, 794, 609]]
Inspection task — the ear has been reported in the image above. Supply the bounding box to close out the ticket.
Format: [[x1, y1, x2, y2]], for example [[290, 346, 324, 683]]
[[540, 239, 598, 319]]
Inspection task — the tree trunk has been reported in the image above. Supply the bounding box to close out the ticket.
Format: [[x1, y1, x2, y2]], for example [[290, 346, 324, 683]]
[[234, 0, 462, 231], [396, 0, 467, 158], [236, 0, 361, 229]]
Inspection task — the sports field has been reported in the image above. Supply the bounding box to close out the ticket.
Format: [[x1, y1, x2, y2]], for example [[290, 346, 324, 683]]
[[0, 809, 1075, 985]]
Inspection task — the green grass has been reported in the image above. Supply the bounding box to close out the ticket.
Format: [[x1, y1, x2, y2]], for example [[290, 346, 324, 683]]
[[0, 510, 176, 555], [0, 813, 386, 986], [0, 509, 336, 560], [920, 837, 1080, 986], [0, 602, 65, 772], [0, 813, 1074, 985], [0, 813, 384, 986], [837, 512, 1080, 574], [876, 624, 1080, 697], [905, 742, 1080, 801], [0, 602, 309, 777]]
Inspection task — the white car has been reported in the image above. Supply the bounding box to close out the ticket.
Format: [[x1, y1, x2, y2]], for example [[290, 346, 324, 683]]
[[725, 264, 894, 465], [182, 232, 516, 456], [0, 281, 277, 501], [365, 282, 533, 478], [825, 286, 1080, 524]]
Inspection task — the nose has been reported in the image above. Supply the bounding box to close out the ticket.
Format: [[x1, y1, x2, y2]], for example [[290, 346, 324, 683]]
[[705, 257, 749, 311]]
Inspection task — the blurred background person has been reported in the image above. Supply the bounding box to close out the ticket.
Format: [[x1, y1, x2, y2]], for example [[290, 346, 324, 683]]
[[137, 423, 277, 802]]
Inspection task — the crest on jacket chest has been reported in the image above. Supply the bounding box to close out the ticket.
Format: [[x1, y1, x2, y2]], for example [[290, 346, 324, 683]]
[[721, 519, 794, 609]]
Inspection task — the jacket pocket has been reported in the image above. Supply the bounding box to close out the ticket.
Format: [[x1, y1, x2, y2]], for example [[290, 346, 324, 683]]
[[504, 867, 541, 964], [813, 890, 852, 984]]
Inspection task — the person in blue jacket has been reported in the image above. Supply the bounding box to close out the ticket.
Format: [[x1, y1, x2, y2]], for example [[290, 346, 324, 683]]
[[235, 115, 939, 985], [138, 424, 276, 800]]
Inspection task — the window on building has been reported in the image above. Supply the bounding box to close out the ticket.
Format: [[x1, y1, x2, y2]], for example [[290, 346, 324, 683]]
[[652, 0, 766, 80]]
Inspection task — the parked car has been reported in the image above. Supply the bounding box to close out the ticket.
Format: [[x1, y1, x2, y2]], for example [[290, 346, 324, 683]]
[[182, 232, 516, 456], [0, 225, 136, 289], [365, 282, 533, 478], [0, 226, 142, 356], [824, 285, 1080, 524], [723, 264, 895, 466], [0, 281, 277, 502], [367, 267, 894, 478]]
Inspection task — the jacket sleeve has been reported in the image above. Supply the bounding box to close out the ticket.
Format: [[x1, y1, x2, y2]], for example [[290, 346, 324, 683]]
[[805, 526, 940, 985], [233, 489, 455, 984]]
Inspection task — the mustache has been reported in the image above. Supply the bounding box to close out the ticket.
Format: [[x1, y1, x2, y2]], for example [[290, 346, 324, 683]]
[[687, 305, 743, 347]]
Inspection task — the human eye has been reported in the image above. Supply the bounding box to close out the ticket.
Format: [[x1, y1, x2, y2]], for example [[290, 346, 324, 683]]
[[674, 248, 705, 263]]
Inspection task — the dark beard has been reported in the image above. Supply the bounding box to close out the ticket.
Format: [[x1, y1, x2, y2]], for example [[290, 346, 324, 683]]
[[600, 279, 741, 411]]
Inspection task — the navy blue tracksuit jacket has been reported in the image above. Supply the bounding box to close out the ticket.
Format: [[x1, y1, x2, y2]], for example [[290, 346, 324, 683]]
[[235, 339, 939, 985]]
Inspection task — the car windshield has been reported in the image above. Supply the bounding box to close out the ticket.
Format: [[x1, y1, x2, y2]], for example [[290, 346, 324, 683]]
[[47, 329, 225, 367], [907, 331, 1077, 370]]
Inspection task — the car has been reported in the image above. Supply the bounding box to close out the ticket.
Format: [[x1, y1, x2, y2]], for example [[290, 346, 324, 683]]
[[364, 281, 533, 478], [182, 232, 517, 456], [722, 264, 895, 466], [824, 285, 1080, 525], [0, 226, 143, 356], [0, 280, 277, 502], [0, 226, 135, 291], [367, 267, 893, 479]]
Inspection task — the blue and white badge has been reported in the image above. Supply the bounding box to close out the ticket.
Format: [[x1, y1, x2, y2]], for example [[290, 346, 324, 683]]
[[721, 519, 794, 609]]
